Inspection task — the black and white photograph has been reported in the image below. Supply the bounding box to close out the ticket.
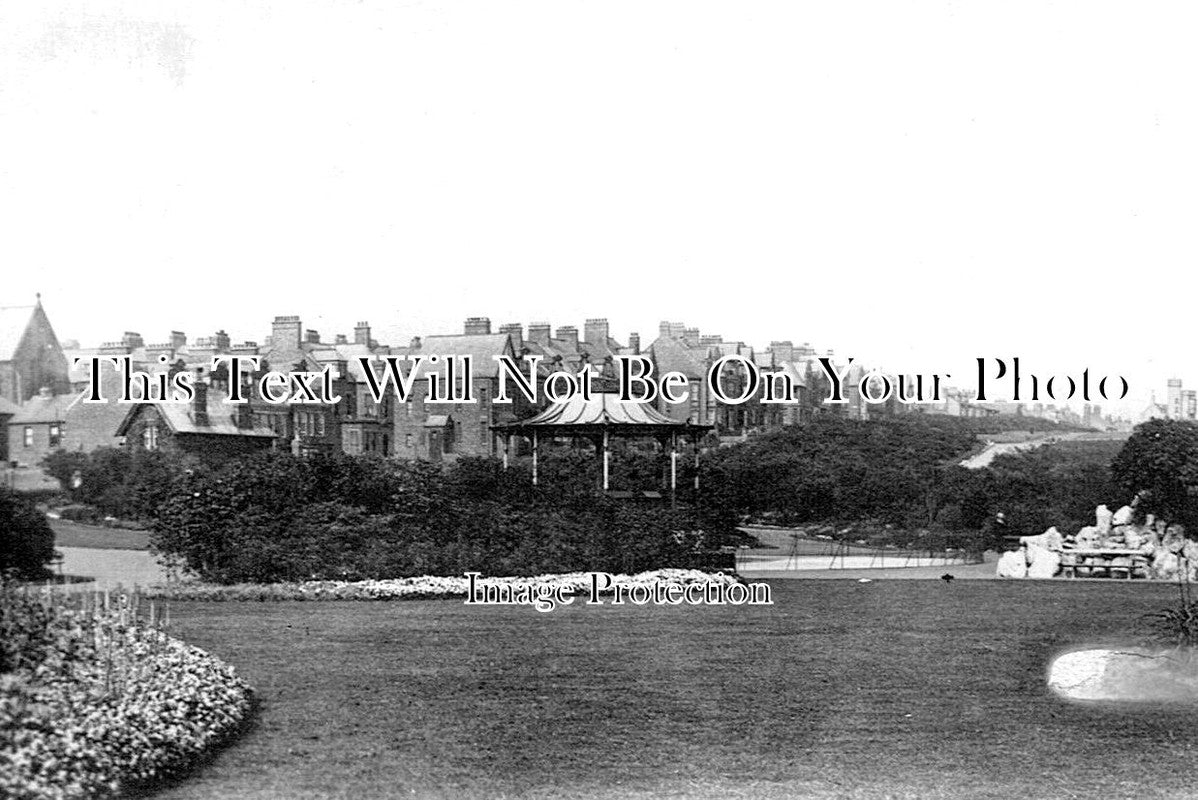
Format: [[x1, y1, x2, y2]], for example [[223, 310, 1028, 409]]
[[3, 2, 1198, 798]]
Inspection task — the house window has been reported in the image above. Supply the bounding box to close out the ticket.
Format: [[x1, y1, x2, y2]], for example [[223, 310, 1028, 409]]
[[23, 426, 32, 447], [143, 424, 159, 451], [49, 424, 61, 447], [405, 433, 412, 448], [443, 421, 455, 454], [316, 413, 326, 437]]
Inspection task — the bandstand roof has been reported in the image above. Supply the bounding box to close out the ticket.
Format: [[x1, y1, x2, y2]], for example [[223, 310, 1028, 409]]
[[492, 392, 710, 435]]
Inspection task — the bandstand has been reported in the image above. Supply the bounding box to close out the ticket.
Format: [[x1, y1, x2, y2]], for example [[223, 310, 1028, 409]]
[[491, 392, 712, 493]]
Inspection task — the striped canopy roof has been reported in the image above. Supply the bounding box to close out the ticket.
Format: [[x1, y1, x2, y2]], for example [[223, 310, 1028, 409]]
[[493, 392, 709, 433]]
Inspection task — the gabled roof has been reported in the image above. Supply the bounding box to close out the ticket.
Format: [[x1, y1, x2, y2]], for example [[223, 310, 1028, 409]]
[[309, 343, 411, 383], [776, 361, 808, 387], [493, 392, 710, 432], [115, 390, 277, 438], [415, 334, 515, 378], [647, 336, 709, 379]]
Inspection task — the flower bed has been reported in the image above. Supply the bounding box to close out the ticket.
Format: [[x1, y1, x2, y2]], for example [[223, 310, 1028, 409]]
[[141, 569, 742, 601], [0, 586, 253, 800]]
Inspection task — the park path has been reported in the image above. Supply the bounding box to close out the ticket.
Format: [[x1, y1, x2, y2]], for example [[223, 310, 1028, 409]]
[[959, 430, 1129, 469], [56, 546, 169, 589], [49, 520, 169, 589]]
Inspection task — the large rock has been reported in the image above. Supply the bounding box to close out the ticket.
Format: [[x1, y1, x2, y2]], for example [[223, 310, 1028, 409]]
[[1049, 648, 1198, 703], [996, 550, 1027, 578], [1026, 543, 1061, 578], [1095, 505, 1113, 535], [1075, 525, 1101, 549], [1020, 527, 1064, 552]]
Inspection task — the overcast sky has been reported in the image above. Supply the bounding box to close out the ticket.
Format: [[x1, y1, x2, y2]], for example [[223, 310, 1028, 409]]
[[2, 2, 1195, 411]]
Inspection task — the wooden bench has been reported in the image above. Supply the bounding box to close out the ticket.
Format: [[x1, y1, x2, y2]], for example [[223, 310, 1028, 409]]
[[1060, 548, 1150, 579]]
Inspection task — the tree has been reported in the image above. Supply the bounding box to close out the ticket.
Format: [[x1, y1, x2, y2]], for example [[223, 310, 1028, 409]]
[[1111, 419, 1198, 531], [0, 487, 56, 579]]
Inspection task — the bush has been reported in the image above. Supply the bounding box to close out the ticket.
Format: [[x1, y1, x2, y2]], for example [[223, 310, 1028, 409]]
[[0, 487, 56, 579], [147, 451, 734, 583], [43, 447, 190, 523]]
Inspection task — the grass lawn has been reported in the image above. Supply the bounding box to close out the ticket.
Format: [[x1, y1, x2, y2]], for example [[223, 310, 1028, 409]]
[[51, 519, 150, 550], [144, 581, 1198, 800]]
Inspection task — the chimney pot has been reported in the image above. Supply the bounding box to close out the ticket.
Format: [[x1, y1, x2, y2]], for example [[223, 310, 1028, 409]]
[[464, 317, 492, 335]]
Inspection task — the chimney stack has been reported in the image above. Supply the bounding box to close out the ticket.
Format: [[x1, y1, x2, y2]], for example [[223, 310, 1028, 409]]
[[682, 327, 699, 344], [335, 334, 348, 345], [500, 323, 523, 353], [122, 332, 144, 349], [584, 318, 610, 346], [770, 340, 795, 362], [464, 316, 492, 335], [305, 329, 321, 344], [628, 332, 640, 354], [528, 322, 551, 346], [556, 325, 579, 351], [192, 371, 209, 427], [354, 321, 372, 346], [214, 330, 231, 352], [272, 316, 303, 349], [169, 331, 187, 350]]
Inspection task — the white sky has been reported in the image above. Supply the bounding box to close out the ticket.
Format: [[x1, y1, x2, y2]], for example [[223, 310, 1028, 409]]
[[2, 1, 1195, 411]]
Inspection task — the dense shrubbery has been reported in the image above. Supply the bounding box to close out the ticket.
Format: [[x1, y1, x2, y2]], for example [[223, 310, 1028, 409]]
[[0, 487, 56, 579], [933, 439, 1125, 549], [0, 583, 252, 799], [700, 416, 978, 527], [1111, 418, 1198, 532], [149, 452, 737, 584], [696, 414, 1126, 549], [43, 447, 190, 523]]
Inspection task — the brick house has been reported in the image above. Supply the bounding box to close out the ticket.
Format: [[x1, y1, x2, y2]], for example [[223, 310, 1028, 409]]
[[0, 297, 71, 405], [115, 380, 276, 466], [7, 387, 70, 466], [253, 316, 364, 456], [393, 321, 534, 462]]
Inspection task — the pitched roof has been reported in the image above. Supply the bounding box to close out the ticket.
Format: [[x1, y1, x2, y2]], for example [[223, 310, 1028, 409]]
[[115, 389, 277, 438], [647, 336, 709, 379], [415, 334, 515, 378], [11, 390, 71, 424], [0, 396, 21, 416], [0, 305, 35, 361]]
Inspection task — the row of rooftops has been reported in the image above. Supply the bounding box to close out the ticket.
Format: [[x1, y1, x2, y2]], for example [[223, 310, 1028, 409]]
[[54, 314, 834, 389]]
